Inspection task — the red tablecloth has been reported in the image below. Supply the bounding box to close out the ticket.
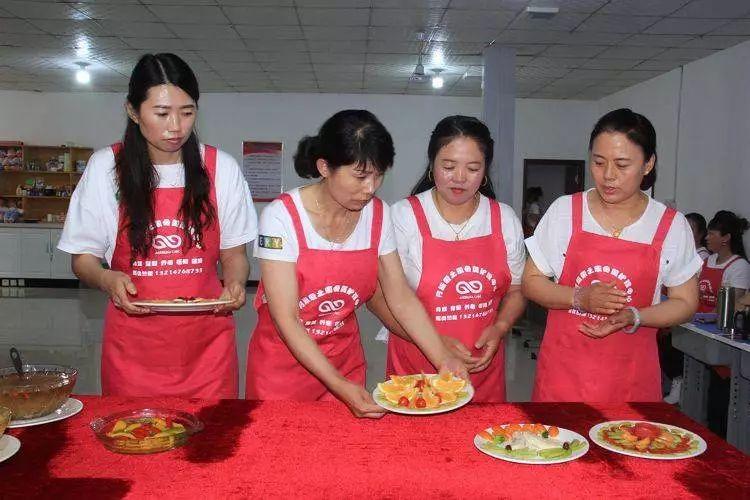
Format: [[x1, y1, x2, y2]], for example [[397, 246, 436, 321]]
[[1, 397, 748, 499]]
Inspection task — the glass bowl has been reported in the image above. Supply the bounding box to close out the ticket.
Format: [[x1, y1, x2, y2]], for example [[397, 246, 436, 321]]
[[0, 406, 11, 434], [0, 365, 77, 419], [90, 408, 203, 454]]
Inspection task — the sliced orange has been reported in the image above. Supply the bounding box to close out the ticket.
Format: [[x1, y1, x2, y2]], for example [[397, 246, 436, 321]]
[[377, 382, 407, 395], [431, 375, 466, 393], [389, 375, 412, 386], [438, 391, 458, 404], [477, 430, 494, 441]]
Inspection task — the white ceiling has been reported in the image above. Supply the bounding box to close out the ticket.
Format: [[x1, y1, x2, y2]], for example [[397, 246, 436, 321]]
[[1, 0, 749, 100]]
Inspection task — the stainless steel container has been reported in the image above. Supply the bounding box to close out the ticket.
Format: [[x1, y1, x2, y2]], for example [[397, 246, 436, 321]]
[[717, 286, 737, 331]]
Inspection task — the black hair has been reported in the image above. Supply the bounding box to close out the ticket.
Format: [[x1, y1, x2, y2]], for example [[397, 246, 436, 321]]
[[526, 186, 543, 203], [116, 53, 214, 259], [589, 108, 657, 191], [293, 110, 394, 179], [411, 115, 496, 199], [685, 212, 708, 248], [708, 211, 749, 259]]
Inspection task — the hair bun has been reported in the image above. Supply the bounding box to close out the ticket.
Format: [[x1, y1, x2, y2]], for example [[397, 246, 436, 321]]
[[293, 135, 321, 179]]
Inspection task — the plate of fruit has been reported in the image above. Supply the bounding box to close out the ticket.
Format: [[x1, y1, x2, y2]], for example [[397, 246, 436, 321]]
[[474, 423, 589, 464], [589, 421, 706, 459], [131, 297, 231, 312], [372, 373, 473, 415]]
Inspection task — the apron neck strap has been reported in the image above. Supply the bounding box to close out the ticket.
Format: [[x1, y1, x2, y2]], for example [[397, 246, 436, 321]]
[[407, 195, 431, 239], [651, 206, 676, 250], [370, 197, 383, 251], [279, 193, 309, 250], [489, 198, 501, 236], [572, 191, 584, 233]]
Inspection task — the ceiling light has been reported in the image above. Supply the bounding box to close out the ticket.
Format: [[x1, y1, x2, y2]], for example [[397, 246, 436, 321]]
[[75, 37, 90, 58], [431, 69, 443, 89], [431, 49, 445, 68], [75, 62, 90, 84], [526, 5, 559, 19]]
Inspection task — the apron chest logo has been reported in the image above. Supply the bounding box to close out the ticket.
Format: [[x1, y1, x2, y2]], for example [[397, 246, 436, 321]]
[[571, 265, 635, 321], [318, 299, 345, 313], [152, 234, 182, 250], [435, 265, 497, 299], [455, 280, 483, 295]]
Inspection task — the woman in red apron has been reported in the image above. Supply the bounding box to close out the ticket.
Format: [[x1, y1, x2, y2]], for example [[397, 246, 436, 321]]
[[368, 116, 526, 402], [697, 210, 750, 312], [523, 109, 700, 402], [59, 54, 255, 397], [246, 110, 467, 417]]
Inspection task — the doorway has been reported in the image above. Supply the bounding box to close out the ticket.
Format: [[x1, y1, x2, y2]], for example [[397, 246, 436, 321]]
[[522, 159, 585, 237]]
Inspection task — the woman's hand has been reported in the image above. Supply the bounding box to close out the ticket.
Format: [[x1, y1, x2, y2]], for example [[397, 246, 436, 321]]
[[579, 308, 635, 338], [470, 323, 508, 373], [99, 270, 150, 315], [438, 353, 470, 381], [332, 380, 386, 419], [577, 282, 628, 315], [440, 335, 479, 368], [215, 281, 246, 314]]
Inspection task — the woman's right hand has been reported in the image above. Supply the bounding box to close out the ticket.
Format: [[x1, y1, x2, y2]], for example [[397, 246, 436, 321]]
[[576, 282, 628, 315], [99, 270, 150, 315], [333, 380, 386, 419], [441, 335, 479, 367]]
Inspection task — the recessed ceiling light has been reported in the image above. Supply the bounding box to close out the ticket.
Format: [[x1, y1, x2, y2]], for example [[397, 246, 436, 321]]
[[431, 69, 444, 89], [75, 62, 90, 84]]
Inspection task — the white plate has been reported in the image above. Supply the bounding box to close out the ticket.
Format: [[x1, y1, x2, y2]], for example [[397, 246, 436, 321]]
[[589, 421, 707, 460], [474, 424, 589, 465], [8, 397, 83, 428], [0, 435, 20, 463], [372, 374, 474, 415], [131, 299, 232, 312]]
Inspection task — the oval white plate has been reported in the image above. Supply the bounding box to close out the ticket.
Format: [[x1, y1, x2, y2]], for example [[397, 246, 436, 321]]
[[8, 398, 83, 428], [372, 374, 474, 415], [589, 421, 707, 460], [131, 299, 231, 312], [474, 424, 589, 465], [0, 435, 20, 463]]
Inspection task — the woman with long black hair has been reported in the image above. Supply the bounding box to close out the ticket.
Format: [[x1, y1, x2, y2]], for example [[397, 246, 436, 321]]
[[367, 116, 526, 402], [59, 53, 257, 397]]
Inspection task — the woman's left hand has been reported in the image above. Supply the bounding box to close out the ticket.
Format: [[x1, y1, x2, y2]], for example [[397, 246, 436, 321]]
[[579, 308, 634, 338], [470, 323, 508, 373], [438, 354, 470, 381], [215, 282, 246, 314]]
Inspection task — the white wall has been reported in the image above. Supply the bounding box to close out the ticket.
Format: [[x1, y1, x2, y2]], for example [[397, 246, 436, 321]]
[[597, 70, 682, 203], [513, 99, 597, 209]]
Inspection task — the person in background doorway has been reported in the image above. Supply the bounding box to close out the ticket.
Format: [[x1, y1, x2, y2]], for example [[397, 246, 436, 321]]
[[686, 212, 710, 261], [523, 186, 543, 238]]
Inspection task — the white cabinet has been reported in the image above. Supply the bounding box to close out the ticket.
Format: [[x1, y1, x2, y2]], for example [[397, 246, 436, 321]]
[[20, 229, 53, 278], [0, 229, 21, 276], [0, 226, 76, 279], [51, 229, 75, 279]]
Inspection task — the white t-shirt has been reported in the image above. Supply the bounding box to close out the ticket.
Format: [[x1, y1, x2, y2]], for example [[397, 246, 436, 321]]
[[253, 187, 396, 261], [58, 145, 258, 265], [391, 191, 526, 289], [704, 253, 750, 290], [525, 190, 703, 304]]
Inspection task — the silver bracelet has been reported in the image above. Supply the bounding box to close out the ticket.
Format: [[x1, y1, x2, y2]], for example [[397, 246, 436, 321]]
[[623, 306, 640, 334]]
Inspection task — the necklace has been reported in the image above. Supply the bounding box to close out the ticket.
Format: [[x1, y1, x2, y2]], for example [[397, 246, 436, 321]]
[[432, 189, 478, 241], [593, 191, 645, 238], [314, 189, 354, 249]]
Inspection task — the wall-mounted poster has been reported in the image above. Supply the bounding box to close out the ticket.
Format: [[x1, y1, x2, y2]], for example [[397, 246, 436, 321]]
[[242, 141, 282, 202]]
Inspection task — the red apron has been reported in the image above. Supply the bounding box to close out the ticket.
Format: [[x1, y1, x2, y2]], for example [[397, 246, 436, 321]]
[[101, 144, 238, 398], [533, 192, 676, 402], [245, 193, 382, 401], [386, 196, 511, 402], [698, 255, 741, 313]]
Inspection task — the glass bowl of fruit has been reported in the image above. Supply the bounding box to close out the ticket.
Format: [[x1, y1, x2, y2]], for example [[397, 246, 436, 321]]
[[90, 408, 203, 454]]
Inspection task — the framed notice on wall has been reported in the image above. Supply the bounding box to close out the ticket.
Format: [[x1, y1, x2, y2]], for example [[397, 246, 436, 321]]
[[242, 141, 282, 202]]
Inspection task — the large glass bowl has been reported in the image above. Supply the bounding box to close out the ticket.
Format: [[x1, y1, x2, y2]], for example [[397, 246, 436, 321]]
[[0, 365, 77, 419], [0, 406, 11, 434], [90, 408, 203, 454]]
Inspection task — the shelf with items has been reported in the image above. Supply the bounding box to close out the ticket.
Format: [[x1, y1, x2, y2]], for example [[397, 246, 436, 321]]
[[0, 143, 92, 223]]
